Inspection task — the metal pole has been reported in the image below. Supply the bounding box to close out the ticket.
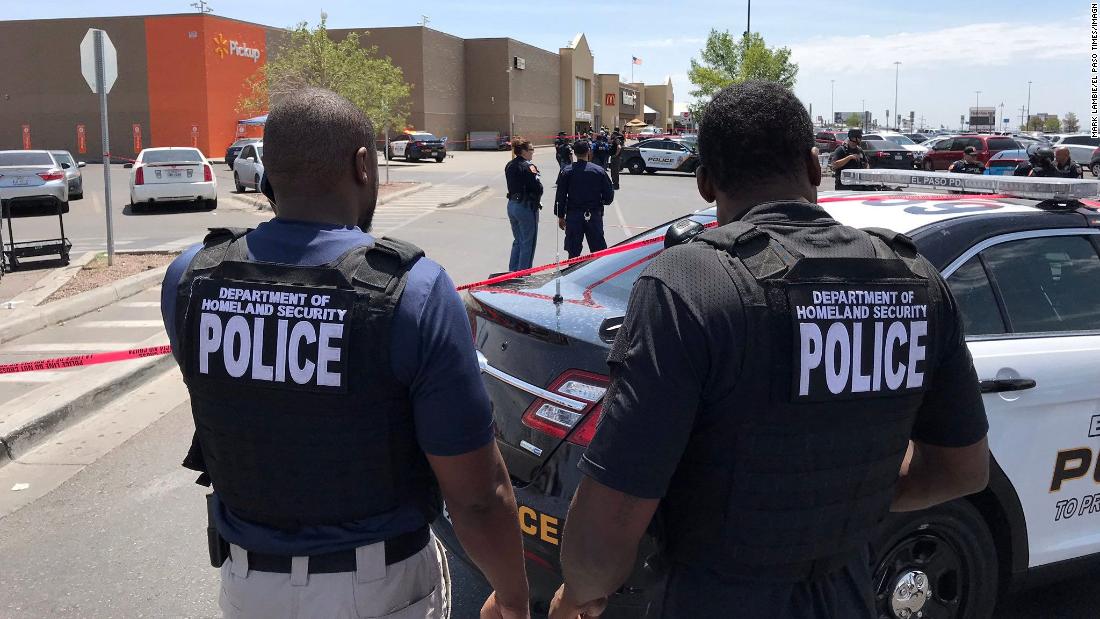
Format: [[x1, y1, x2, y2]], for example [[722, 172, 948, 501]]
[[830, 80, 834, 126], [1026, 81, 1032, 129], [893, 61, 900, 131], [384, 124, 390, 186], [861, 98, 865, 130], [94, 30, 115, 266], [746, 0, 751, 36]]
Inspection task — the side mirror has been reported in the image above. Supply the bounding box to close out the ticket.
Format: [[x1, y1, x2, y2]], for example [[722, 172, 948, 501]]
[[78, 161, 86, 168], [60, 162, 71, 169], [123, 162, 133, 169]]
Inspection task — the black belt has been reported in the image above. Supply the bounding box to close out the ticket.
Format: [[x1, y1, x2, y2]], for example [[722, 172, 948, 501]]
[[245, 525, 429, 574]]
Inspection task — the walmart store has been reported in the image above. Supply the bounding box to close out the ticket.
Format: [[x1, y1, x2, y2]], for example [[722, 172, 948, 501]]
[[0, 14, 676, 159]]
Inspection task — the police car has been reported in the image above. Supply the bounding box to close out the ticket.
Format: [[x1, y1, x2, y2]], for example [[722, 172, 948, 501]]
[[387, 132, 447, 162], [432, 171, 1100, 618], [620, 138, 699, 175]]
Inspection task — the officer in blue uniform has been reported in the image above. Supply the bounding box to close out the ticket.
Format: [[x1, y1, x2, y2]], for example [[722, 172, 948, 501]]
[[554, 131, 573, 171], [829, 128, 869, 190], [592, 132, 612, 170], [948, 146, 986, 174], [504, 138, 543, 271], [550, 82, 990, 619], [161, 88, 530, 619], [555, 140, 614, 258]]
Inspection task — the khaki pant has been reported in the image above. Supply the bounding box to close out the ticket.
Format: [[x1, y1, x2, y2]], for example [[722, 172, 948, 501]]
[[218, 534, 451, 618]]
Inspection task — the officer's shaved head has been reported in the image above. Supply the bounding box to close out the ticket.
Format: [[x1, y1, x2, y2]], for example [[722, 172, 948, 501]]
[[264, 87, 375, 186], [698, 81, 814, 194]]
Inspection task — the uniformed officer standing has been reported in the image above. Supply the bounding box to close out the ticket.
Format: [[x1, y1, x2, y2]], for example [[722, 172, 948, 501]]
[[555, 131, 574, 171], [948, 145, 986, 174], [1052, 146, 1083, 178], [1013, 144, 1043, 176], [549, 81, 990, 619], [592, 133, 612, 170], [555, 141, 614, 258], [1026, 146, 1059, 177], [504, 138, 543, 271], [161, 88, 530, 619], [829, 128, 869, 190], [609, 128, 625, 190]]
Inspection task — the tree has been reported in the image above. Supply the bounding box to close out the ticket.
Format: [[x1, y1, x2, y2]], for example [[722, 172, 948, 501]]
[[237, 14, 412, 132], [845, 113, 863, 128], [1043, 116, 1062, 133], [687, 30, 799, 121], [1064, 112, 1080, 133], [1026, 116, 1044, 131]]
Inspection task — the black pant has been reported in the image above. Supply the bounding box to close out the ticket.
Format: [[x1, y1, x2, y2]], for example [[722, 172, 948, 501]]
[[563, 209, 607, 258], [610, 157, 622, 189]]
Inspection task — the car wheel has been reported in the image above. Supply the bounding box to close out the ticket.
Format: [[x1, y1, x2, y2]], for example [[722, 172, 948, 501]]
[[1091, 163, 1100, 178], [645, 168, 657, 175], [234, 172, 245, 193], [130, 202, 145, 214], [204, 198, 218, 210], [60, 202, 70, 214], [255, 175, 261, 191], [386, 148, 394, 161], [71, 192, 83, 201], [871, 500, 998, 619], [435, 155, 445, 163], [626, 159, 645, 175], [407, 154, 418, 162], [924, 159, 936, 172]]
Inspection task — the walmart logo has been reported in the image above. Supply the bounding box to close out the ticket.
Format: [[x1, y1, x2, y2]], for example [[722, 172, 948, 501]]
[[213, 33, 229, 59], [213, 33, 260, 62]]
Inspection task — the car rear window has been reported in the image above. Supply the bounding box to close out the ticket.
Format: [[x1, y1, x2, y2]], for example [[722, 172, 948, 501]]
[[862, 140, 894, 150], [51, 152, 75, 165], [0, 152, 54, 166], [987, 138, 1018, 151], [142, 149, 203, 163]]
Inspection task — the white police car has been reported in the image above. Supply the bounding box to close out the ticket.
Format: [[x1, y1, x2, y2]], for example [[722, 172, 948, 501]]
[[434, 170, 1100, 618], [620, 137, 699, 175]]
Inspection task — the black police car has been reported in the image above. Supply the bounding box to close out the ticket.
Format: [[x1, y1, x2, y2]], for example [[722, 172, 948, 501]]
[[387, 132, 448, 162], [432, 171, 1100, 619]]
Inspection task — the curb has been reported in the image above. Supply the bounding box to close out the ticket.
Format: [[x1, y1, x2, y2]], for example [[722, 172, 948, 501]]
[[230, 182, 433, 212], [0, 265, 168, 346], [2, 251, 97, 310], [0, 334, 174, 467], [439, 185, 490, 209]]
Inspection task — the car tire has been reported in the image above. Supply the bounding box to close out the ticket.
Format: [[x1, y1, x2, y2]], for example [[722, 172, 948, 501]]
[[871, 500, 998, 619], [1091, 163, 1100, 178], [645, 168, 657, 175], [204, 198, 218, 210], [924, 159, 936, 172], [407, 154, 418, 162], [435, 155, 445, 163], [60, 202, 69, 214], [386, 148, 394, 161], [626, 159, 645, 175], [234, 172, 245, 193], [255, 175, 261, 191], [71, 192, 83, 201], [131, 202, 145, 214]]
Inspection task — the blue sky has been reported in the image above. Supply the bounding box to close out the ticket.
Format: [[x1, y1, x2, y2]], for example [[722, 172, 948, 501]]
[[10, 0, 1094, 130]]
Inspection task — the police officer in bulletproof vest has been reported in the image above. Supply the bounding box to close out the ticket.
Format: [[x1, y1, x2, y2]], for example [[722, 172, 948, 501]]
[[555, 140, 614, 258], [609, 128, 625, 190], [592, 132, 612, 170], [504, 138, 544, 272], [549, 81, 990, 619], [1025, 146, 1059, 177], [555, 131, 573, 171], [1052, 146, 1084, 178], [829, 127, 870, 190], [162, 87, 530, 619], [948, 145, 986, 174]]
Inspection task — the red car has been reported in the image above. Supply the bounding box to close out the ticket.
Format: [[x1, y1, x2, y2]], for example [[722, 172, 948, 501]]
[[815, 130, 849, 153], [921, 134, 1020, 171]]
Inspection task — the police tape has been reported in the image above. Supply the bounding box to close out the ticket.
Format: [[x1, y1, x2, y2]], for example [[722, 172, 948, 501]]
[[0, 192, 1040, 374]]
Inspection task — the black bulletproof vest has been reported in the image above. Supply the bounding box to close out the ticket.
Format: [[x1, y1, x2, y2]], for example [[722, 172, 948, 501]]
[[665, 209, 942, 583], [175, 228, 440, 531]]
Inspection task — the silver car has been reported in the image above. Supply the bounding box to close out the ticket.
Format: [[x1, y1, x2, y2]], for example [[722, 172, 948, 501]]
[[0, 150, 69, 214], [49, 150, 85, 201]]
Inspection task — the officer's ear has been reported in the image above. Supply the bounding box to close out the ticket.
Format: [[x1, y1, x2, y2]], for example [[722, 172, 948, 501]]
[[696, 164, 717, 204], [355, 146, 376, 187], [806, 147, 822, 188]]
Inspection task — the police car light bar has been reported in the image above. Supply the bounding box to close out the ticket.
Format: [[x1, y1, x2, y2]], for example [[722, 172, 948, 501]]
[[841, 169, 1100, 201]]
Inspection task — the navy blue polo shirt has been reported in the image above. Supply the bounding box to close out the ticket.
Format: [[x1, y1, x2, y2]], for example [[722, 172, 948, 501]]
[[160, 218, 494, 556]]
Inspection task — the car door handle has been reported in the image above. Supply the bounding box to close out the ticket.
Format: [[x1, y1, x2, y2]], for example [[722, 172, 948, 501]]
[[979, 378, 1037, 394]]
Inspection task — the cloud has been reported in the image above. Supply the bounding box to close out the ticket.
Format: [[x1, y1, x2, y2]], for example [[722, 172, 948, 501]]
[[790, 21, 1086, 72]]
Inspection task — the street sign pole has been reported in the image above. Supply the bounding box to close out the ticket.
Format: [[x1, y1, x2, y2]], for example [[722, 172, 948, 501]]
[[94, 30, 115, 266]]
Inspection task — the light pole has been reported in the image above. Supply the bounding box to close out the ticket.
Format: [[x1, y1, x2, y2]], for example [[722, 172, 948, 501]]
[[973, 91, 981, 131], [1026, 81, 1032, 129], [745, 0, 751, 37], [830, 80, 835, 126], [893, 61, 900, 130], [861, 98, 866, 130]]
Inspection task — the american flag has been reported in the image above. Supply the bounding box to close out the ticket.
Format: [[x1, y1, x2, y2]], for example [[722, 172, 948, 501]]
[[632, 56, 642, 65]]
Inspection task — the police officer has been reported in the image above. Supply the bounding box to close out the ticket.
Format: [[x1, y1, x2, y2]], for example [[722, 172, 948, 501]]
[[948, 145, 986, 174], [592, 132, 612, 170], [549, 81, 990, 619], [829, 127, 869, 190], [1026, 146, 1059, 177], [1052, 146, 1084, 178], [555, 140, 614, 258], [1013, 144, 1044, 176], [504, 138, 543, 271], [161, 88, 530, 619], [609, 128, 625, 190], [555, 131, 574, 171]]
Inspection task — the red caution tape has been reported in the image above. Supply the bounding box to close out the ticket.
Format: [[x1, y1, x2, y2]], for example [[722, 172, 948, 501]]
[[0, 345, 173, 375]]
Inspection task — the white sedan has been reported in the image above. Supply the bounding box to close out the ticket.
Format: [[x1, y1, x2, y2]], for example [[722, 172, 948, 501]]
[[232, 142, 264, 193], [128, 147, 217, 211]]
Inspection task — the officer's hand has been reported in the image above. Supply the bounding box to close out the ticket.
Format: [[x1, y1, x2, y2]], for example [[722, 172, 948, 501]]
[[549, 585, 607, 619], [481, 591, 530, 619], [558, 217, 566, 231]]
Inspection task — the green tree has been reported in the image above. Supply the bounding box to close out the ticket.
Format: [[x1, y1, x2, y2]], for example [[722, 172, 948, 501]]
[[1043, 116, 1062, 132], [1063, 112, 1080, 133], [845, 113, 863, 127], [687, 30, 799, 121], [1026, 116, 1044, 131], [237, 14, 412, 132]]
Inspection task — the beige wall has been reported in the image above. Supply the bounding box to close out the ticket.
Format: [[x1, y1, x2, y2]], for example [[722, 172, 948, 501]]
[[422, 28, 466, 145], [507, 40, 560, 145], [464, 39, 511, 141], [595, 74, 619, 130], [340, 26, 427, 133], [559, 34, 594, 134], [644, 80, 675, 129]]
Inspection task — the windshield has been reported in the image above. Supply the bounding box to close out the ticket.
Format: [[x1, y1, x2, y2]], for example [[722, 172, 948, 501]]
[[142, 149, 203, 163], [0, 152, 54, 166], [884, 134, 917, 146], [411, 133, 438, 141], [50, 151, 75, 165], [256, 146, 263, 158]]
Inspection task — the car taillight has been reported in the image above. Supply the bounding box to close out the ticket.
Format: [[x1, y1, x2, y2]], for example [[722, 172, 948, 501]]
[[135, 167, 144, 185], [204, 164, 213, 182], [1093, 147, 1100, 157], [37, 169, 64, 181], [876, 152, 889, 158], [521, 370, 609, 447]]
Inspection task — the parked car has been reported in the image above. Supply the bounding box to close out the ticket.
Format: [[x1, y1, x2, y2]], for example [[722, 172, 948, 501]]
[[232, 142, 264, 193], [922, 134, 1020, 170], [1055, 135, 1100, 166], [815, 130, 850, 153], [984, 149, 1029, 175], [865, 132, 928, 156], [224, 137, 261, 170], [49, 150, 85, 201], [620, 138, 699, 175], [635, 126, 663, 140], [437, 175, 1100, 619], [904, 133, 930, 144], [387, 132, 447, 162], [0, 150, 69, 215], [127, 147, 217, 212], [860, 139, 916, 169]]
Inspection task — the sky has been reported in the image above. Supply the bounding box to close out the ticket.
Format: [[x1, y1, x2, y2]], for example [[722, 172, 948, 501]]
[[9, 0, 1096, 131]]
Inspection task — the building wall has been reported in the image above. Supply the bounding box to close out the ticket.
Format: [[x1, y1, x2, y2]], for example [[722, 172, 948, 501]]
[[464, 39, 510, 145], [644, 81, 674, 129], [0, 16, 151, 160], [559, 35, 594, 134], [422, 28, 466, 147], [595, 74, 619, 131], [347, 27, 427, 133], [507, 41, 559, 145], [199, 16, 270, 156]]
